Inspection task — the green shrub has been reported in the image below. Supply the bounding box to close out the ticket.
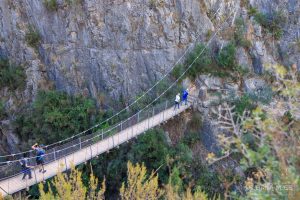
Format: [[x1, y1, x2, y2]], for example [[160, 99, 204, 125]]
[[234, 18, 252, 48], [253, 11, 286, 39], [44, 0, 58, 11], [129, 129, 170, 169], [248, 6, 258, 16], [15, 90, 97, 144], [169, 167, 184, 192], [170, 143, 193, 178], [0, 101, 6, 120], [234, 94, 255, 116], [25, 26, 41, 49], [216, 42, 237, 70], [195, 164, 222, 197], [185, 44, 212, 80], [0, 59, 26, 90], [172, 64, 185, 80], [182, 131, 200, 146], [248, 85, 273, 105]]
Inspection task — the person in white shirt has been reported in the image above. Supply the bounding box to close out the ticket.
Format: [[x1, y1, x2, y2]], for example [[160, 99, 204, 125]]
[[174, 93, 180, 110]]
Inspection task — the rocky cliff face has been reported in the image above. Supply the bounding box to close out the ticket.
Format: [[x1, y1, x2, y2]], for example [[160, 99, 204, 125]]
[[0, 0, 299, 154], [1, 0, 215, 102], [1, 0, 299, 101]]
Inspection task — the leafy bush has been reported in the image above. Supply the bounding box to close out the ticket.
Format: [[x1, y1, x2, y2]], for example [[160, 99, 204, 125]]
[[248, 6, 258, 16], [128, 129, 171, 182], [254, 11, 286, 39], [195, 163, 222, 197], [0, 101, 6, 120], [181, 131, 200, 146], [170, 142, 193, 180], [233, 87, 272, 117], [25, 26, 41, 49], [185, 44, 213, 80], [172, 64, 185, 80], [38, 166, 105, 200], [15, 90, 97, 144], [247, 85, 273, 105], [234, 18, 252, 48], [172, 42, 242, 80], [44, 0, 58, 11], [216, 42, 237, 70], [234, 94, 255, 116], [0, 58, 26, 90]]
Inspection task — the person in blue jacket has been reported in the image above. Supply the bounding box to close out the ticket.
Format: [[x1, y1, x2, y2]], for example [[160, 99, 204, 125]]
[[182, 89, 189, 105], [32, 143, 46, 173]]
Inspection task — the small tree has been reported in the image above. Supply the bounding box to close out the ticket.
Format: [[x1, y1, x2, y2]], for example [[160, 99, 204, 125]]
[[120, 162, 162, 200], [216, 43, 237, 70], [164, 183, 210, 200], [39, 165, 105, 200]]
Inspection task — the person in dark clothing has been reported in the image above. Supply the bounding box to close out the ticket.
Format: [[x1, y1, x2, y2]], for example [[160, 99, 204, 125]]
[[182, 89, 189, 105], [32, 143, 46, 173], [20, 153, 32, 180]]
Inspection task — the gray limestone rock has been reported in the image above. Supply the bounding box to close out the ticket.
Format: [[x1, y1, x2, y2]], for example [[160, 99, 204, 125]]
[[198, 75, 222, 90], [236, 47, 251, 70], [244, 78, 266, 93]]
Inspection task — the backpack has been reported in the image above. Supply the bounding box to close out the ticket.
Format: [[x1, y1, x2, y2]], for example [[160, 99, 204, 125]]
[[37, 148, 45, 160], [183, 91, 188, 99], [20, 158, 27, 169]]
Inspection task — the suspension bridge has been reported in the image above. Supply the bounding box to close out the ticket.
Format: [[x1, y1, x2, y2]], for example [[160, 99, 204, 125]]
[[0, 97, 197, 196], [0, 5, 236, 196]]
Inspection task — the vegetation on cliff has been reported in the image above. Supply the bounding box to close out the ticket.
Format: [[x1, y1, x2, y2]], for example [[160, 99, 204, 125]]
[[0, 59, 26, 91]]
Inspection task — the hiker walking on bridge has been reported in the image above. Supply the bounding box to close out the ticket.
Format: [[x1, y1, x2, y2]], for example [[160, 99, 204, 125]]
[[32, 143, 46, 173], [182, 89, 189, 105], [174, 93, 180, 110], [19, 153, 33, 180]]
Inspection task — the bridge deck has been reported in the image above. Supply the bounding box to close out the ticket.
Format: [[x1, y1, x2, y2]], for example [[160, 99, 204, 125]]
[[0, 102, 192, 196]]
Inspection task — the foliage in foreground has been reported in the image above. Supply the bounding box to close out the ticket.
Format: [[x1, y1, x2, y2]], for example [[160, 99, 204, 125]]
[[37, 161, 210, 200], [39, 165, 105, 200], [120, 162, 162, 200], [209, 65, 300, 199]]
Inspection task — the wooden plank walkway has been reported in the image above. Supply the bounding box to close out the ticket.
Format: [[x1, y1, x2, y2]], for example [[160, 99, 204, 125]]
[[0, 102, 192, 196]]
